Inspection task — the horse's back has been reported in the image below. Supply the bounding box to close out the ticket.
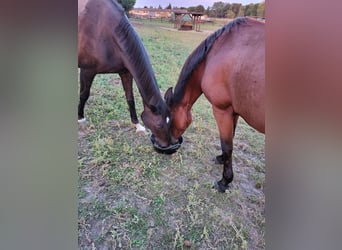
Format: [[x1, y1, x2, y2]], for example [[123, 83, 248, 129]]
[[78, 0, 125, 71], [78, 0, 121, 18], [203, 18, 265, 133]]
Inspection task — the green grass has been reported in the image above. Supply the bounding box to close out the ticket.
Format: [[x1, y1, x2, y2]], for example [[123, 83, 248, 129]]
[[78, 19, 265, 249]]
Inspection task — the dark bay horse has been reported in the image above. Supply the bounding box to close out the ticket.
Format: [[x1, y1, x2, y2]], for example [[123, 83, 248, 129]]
[[164, 17, 265, 192], [78, 0, 171, 143]]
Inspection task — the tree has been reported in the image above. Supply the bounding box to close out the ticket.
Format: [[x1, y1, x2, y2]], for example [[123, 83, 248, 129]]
[[237, 5, 245, 17], [187, 5, 204, 13], [244, 3, 255, 16], [257, 1, 265, 18], [205, 6, 211, 16], [230, 3, 242, 17], [212, 2, 225, 17], [117, 0, 136, 16], [188, 6, 196, 12], [195, 5, 205, 13], [225, 3, 242, 18], [212, 2, 230, 18], [252, 3, 259, 16], [165, 3, 172, 9]]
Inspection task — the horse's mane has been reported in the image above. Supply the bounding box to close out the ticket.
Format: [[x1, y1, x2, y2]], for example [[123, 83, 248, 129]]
[[113, 4, 162, 106], [173, 17, 248, 105]]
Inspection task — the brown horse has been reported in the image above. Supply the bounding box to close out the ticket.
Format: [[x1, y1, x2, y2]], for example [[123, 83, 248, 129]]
[[78, 0, 172, 143], [163, 17, 265, 192]]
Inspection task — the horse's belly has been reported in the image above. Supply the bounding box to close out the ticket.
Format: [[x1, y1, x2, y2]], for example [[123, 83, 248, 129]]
[[233, 83, 265, 133], [78, 49, 98, 69]]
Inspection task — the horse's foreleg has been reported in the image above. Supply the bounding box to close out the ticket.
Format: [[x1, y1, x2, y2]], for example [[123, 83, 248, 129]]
[[78, 69, 96, 127], [119, 72, 145, 133], [214, 114, 239, 164], [212, 107, 235, 192]]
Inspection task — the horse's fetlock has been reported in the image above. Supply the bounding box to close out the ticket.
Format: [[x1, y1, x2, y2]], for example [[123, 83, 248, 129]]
[[213, 180, 229, 193]]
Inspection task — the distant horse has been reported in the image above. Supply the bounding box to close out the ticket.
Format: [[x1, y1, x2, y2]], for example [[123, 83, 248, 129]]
[[78, 0, 171, 144], [164, 17, 265, 192]]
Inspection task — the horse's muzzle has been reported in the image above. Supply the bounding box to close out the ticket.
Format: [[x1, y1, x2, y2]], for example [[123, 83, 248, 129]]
[[150, 134, 183, 154]]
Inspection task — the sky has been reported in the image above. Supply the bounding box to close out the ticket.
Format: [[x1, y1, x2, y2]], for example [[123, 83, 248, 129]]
[[134, 0, 262, 8]]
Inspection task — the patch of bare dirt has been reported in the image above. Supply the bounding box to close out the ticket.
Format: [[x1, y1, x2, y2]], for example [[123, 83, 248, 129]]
[[78, 121, 265, 249]]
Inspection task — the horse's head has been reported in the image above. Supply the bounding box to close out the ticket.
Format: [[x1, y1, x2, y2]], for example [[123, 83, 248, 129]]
[[164, 87, 192, 144], [141, 101, 172, 148]]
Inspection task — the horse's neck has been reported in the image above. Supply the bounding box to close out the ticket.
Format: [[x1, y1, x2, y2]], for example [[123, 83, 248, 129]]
[[180, 77, 203, 112], [131, 69, 162, 107], [113, 15, 163, 107], [123, 54, 163, 108], [178, 59, 205, 111]]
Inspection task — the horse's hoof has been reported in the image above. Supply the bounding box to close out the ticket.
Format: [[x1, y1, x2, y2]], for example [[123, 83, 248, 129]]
[[78, 118, 87, 129], [135, 123, 146, 133], [214, 155, 224, 164], [213, 181, 229, 193]]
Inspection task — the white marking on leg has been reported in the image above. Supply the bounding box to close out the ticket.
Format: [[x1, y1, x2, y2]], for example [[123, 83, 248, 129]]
[[78, 118, 87, 129], [135, 123, 146, 133]]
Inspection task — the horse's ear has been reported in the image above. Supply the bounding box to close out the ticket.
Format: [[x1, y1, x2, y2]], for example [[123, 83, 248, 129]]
[[164, 87, 173, 106]]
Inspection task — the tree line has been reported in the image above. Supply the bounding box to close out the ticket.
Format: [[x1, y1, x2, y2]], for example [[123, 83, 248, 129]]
[[118, 0, 265, 19], [187, 1, 265, 19], [143, 2, 265, 19]]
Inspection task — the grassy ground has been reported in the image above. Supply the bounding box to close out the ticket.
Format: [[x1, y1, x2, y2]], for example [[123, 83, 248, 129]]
[[78, 19, 265, 249]]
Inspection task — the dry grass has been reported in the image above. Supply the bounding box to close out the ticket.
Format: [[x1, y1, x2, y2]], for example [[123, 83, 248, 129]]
[[78, 19, 265, 249]]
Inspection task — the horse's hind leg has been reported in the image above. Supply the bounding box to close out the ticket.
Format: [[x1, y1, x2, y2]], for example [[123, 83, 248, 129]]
[[119, 72, 146, 133], [215, 114, 239, 164], [212, 107, 236, 192], [78, 69, 96, 127]]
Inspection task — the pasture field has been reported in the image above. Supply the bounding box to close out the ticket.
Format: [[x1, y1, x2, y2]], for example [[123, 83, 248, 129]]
[[78, 19, 265, 249]]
